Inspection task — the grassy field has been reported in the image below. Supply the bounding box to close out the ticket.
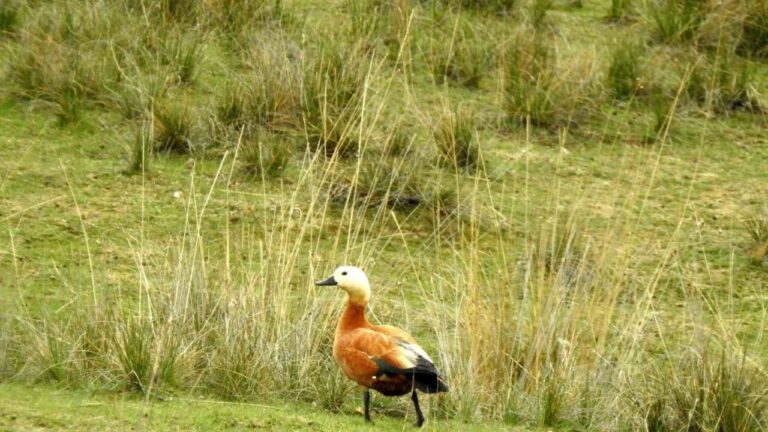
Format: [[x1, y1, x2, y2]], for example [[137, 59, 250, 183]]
[[1, 0, 768, 430], [0, 382, 520, 431]]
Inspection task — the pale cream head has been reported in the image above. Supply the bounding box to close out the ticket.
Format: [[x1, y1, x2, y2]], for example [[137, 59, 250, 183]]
[[315, 265, 371, 304]]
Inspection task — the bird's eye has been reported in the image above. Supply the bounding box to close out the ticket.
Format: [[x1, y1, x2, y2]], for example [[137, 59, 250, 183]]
[[341, 271, 348, 276]]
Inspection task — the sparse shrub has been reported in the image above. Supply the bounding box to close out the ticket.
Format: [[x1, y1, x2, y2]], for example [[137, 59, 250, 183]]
[[431, 208, 618, 424], [432, 107, 480, 170], [152, 100, 196, 153], [215, 79, 278, 138], [426, 17, 493, 88], [650, 0, 708, 44], [607, 38, 645, 100], [239, 130, 292, 179]]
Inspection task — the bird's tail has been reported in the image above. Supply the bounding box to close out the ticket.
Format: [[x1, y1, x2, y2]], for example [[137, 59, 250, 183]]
[[372, 356, 449, 393], [414, 372, 449, 393]]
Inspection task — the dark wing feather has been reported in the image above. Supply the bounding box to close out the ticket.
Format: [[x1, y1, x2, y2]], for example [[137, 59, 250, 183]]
[[371, 342, 449, 394]]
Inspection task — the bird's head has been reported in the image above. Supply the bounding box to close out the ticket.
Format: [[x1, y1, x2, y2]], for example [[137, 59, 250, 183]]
[[315, 265, 371, 305]]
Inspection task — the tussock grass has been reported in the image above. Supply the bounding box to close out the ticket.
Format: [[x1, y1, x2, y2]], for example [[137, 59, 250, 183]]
[[239, 130, 292, 179], [528, 0, 554, 30], [2, 0, 208, 125], [745, 210, 768, 265], [442, 0, 517, 15], [215, 34, 301, 137], [112, 74, 171, 120], [327, 146, 457, 219], [502, 33, 554, 126], [382, 125, 412, 158], [627, 348, 768, 431], [425, 16, 493, 88], [684, 47, 762, 113], [425, 206, 630, 424], [432, 106, 480, 170], [649, 87, 676, 138], [0, 1, 20, 36], [649, 0, 708, 45], [127, 119, 153, 175], [607, 0, 633, 22], [152, 99, 196, 154], [736, 0, 768, 58], [301, 41, 370, 158], [6, 165, 345, 398], [347, 0, 391, 46], [158, 33, 204, 87], [203, 0, 289, 38], [607, 38, 645, 100]]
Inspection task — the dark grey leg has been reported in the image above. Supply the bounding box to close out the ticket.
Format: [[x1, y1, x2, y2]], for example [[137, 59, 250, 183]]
[[411, 390, 425, 427], [363, 388, 373, 423]]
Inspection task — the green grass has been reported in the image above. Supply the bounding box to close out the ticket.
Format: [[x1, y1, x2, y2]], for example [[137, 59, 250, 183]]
[[0, 383, 521, 431], [1, 0, 768, 430]]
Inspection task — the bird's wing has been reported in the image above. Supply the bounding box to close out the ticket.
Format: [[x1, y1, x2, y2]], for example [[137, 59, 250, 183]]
[[344, 329, 437, 374], [343, 329, 417, 370], [371, 324, 436, 364], [339, 328, 449, 393]]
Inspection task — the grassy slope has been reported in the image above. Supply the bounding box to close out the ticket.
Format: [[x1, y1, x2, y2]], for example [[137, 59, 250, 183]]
[[1, 0, 768, 429]]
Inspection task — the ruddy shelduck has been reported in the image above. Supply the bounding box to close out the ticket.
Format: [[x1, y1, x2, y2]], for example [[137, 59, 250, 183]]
[[315, 266, 448, 427]]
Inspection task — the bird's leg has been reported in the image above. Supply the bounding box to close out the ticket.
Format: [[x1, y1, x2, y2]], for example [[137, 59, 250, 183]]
[[363, 388, 373, 423], [411, 390, 425, 427]]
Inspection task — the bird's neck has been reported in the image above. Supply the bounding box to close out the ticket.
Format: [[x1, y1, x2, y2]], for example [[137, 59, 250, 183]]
[[337, 301, 370, 333]]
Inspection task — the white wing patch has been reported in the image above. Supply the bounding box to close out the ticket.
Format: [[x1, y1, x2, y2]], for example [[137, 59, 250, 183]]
[[399, 342, 434, 364]]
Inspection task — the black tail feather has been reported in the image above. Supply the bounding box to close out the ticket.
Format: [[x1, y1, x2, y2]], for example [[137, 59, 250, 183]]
[[372, 358, 449, 393], [414, 372, 449, 393]]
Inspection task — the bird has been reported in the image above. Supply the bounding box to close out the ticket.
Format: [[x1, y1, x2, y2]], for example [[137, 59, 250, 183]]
[[315, 265, 448, 427]]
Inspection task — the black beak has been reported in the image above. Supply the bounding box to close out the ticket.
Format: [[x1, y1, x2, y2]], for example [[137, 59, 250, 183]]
[[315, 275, 338, 286]]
